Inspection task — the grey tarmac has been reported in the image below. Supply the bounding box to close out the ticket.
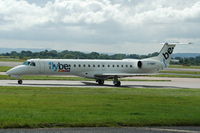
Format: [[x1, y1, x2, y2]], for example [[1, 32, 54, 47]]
[[0, 127, 199, 133], [0, 61, 22, 67], [0, 77, 200, 89]]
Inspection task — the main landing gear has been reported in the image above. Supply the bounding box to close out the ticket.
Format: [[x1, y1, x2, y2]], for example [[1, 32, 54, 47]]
[[96, 77, 121, 87], [113, 76, 121, 87], [18, 80, 23, 84], [96, 79, 104, 85]]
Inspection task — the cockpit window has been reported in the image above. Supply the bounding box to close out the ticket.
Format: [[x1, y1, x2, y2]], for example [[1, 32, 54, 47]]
[[23, 61, 30, 65], [30, 62, 36, 66], [23, 61, 36, 66]]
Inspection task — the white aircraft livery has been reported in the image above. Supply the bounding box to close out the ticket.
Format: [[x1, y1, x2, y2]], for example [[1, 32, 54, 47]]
[[6, 43, 177, 86]]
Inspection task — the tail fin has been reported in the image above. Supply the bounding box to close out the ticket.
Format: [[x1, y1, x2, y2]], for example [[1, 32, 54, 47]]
[[156, 42, 176, 68]]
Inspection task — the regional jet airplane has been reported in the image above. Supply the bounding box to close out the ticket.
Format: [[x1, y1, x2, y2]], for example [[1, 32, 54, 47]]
[[6, 43, 178, 86]]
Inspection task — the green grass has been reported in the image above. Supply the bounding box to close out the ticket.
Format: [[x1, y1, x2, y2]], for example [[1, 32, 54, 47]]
[[160, 70, 200, 75], [0, 86, 199, 128], [169, 65, 200, 69], [0, 57, 24, 62], [151, 74, 200, 78], [0, 66, 12, 72], [0, 75, 170, 82]]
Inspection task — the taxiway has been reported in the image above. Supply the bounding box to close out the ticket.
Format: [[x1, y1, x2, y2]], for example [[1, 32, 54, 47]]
[[0, 77, 199, 89], [0, 127, 199, 133]]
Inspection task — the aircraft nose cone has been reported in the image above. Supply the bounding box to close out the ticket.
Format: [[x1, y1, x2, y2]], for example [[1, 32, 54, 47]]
[[6, 70, 10, 75], [6, 65, 24, 76], [6, 68, 15, 75]]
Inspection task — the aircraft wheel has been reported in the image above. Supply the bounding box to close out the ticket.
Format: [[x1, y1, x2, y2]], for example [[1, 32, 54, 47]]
[[114, 81, 121, 87], [18, 80, 23, 84], [96, 79, 104, 85]]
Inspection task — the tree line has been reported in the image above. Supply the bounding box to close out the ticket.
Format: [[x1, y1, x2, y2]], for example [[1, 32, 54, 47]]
[[1, 50, 200, 65]]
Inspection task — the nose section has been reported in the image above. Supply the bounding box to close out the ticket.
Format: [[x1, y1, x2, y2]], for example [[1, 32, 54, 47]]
[[6, 67, 18, 76], [6, 65, 25, 76], [6, 69, 13, 75]]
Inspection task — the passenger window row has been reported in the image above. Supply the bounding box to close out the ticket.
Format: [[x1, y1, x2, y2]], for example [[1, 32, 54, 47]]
[[73, 64, 133, 68]]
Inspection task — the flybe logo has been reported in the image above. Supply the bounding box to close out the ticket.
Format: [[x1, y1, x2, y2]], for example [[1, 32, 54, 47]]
[[49, 62, 71, 72], [162, 47, 174, 60]]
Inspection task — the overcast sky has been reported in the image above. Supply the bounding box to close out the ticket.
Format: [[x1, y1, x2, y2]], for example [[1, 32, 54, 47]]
[[0, 0, 200, 54]]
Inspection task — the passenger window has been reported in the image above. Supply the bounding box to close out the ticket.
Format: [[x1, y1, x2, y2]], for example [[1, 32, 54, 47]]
[[79, 64, 81, 67], [98, 65, 100, 67], [93, 65, 95, 67], [112, 65, 115, 67], [117, 65, 119, 67], [130, 65, 132, 67], [88, 64, 90, 67], [83, 64, 86, 67], [102, 65, 105, 67], [126, 65, 128, 67], [108, 65, 110, 67], [74, 64, 76, 67], [121, 65, 123, 67]]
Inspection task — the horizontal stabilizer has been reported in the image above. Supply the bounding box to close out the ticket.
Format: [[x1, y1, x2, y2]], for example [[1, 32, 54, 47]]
[[160, 42, 192, 45]]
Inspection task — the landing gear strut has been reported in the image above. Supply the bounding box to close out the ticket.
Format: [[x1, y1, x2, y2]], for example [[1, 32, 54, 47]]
[[18, 80, 23, 84], [113, 76, 121, 87], [96, 79, 104, 85]]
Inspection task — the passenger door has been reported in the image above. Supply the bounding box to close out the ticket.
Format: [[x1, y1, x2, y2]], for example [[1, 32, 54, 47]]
[[37, 60, 44, 75]]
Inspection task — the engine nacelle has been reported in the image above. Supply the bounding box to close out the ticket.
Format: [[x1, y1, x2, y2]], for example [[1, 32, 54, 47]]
[[137, 59, 163, 73]]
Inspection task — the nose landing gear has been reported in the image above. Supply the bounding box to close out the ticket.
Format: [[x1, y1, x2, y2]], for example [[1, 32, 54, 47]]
[[18, 80, 23, 84]]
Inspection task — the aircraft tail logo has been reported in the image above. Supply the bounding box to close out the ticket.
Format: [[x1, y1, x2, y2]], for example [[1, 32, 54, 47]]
[[156, 43, 176, 68]]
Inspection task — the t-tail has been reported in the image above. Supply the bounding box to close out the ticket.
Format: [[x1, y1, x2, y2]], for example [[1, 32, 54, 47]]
[[154, 42, 176, 68]]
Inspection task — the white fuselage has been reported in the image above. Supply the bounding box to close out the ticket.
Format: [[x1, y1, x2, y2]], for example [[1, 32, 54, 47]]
[[7, 58, 163, 79]]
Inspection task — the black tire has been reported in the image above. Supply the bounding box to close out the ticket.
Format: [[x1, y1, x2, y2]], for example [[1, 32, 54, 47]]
[[18, 80, 23, 84], [114, 81, 121, 87], [97, 79, 104, 85]]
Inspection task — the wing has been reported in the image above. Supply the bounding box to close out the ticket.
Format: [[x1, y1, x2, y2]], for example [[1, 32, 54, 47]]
[[94, 73, 158, 79]]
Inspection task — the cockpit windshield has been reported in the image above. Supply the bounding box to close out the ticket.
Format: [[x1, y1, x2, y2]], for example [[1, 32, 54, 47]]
[[23, 61, 36, 66], [23, 61, 30, 65]]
